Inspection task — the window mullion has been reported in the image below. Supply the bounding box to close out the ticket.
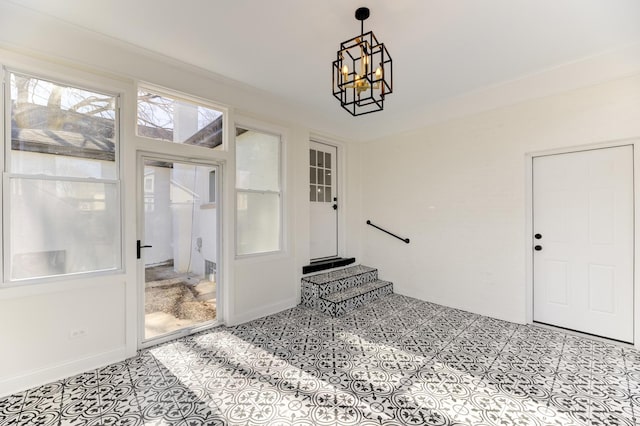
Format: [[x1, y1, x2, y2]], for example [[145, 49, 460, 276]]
[[7, 173, 118, 185], [235, 188, 280, 195]]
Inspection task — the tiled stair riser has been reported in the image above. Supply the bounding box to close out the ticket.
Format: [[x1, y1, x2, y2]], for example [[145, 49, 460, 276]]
[[301, 264, 394, 317], [319, 281, 393, 317], [317, 270, 378, 297], [302, 265, 377, 286], [301, 266, 379, 310], [301, 274, 378, 309]]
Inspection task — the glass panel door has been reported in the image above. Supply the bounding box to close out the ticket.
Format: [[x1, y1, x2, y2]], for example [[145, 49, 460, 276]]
[[140, 156, 219, 342]]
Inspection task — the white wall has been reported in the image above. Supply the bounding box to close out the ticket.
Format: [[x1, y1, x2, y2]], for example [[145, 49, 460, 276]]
[[0, 3, 319, 397], [360, 74, 640, 324], [0, 276, 127, 395], [231, 118, 302, 324]]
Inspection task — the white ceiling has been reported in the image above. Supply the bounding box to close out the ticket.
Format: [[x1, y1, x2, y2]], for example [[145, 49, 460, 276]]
[[6, 0, 640, 141]]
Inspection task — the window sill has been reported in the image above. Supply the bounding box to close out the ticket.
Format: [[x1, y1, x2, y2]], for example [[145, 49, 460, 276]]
[[0, 269, 126, 299]]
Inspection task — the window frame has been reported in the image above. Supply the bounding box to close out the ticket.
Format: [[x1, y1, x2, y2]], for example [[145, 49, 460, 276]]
[[2, 67, 124, 286], [234, 124, 284, 258]]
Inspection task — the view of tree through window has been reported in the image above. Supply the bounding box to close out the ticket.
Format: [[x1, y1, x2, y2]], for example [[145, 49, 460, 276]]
[[10, 73, 116, 177], [137, 89, 224, 150], [7, 71, 121, 281]]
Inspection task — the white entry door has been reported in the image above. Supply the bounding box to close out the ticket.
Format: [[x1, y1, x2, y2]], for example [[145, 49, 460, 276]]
[[310, 141, 338, 260], [138, 154, 220, 347], [533, 145, 634, 343]]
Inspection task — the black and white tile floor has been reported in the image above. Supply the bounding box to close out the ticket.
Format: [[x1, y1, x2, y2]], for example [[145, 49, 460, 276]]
[[2, 294, 639, 425]]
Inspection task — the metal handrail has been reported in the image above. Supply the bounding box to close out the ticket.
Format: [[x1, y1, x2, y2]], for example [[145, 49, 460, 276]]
[[366, 220, 410, 244]]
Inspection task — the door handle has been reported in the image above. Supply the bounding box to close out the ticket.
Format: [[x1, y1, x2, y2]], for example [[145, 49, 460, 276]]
[[137, 240, 153, 259], [333, 204, 338, 210], [534, 245, 542, 251]]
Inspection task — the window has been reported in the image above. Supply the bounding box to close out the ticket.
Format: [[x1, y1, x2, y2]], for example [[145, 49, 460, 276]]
[[6, 71, 121, 281], [309, 148, 332, 202], [235, 127, 281, 256], [137, 87, 224, 150]]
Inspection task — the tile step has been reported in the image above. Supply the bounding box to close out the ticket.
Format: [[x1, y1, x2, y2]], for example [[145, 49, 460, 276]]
[[324, 280, 392, 303], [319, 280, 393, 317], [302, 264, 377, 286], [302, 257, 356, 274], [300, 264, 379, 307]]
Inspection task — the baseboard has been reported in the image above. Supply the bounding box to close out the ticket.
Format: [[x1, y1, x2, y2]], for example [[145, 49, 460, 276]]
[[0, 346, 127, 398], [228, 297, 298, 326], [393, 289, 527, 325]]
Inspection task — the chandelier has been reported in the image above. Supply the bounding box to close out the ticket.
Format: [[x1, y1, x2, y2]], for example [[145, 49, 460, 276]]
[[332, 7, 393, 116]]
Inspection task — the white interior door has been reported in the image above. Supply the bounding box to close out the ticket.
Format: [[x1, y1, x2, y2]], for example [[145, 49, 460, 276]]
[[533, 145, 634, 343], [310, 141, 338, 260]]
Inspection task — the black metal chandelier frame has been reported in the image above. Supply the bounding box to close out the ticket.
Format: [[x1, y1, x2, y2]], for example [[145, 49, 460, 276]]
[[332, 7, 393, 116]]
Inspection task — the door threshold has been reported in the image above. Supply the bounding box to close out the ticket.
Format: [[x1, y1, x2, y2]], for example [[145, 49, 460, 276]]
[[302, 257, 355, 274], [532, 321, 634, 347], [141, 321, 222, 349]]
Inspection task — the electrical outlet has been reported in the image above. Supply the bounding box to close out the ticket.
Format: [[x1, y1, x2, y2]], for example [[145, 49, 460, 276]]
[[69, 328, 88, 339]]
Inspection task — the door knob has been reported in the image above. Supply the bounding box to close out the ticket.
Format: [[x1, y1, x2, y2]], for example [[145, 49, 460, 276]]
[[534, 233, 542, 239], [333, 204, 338, 210], [534, 245, 542, 251]]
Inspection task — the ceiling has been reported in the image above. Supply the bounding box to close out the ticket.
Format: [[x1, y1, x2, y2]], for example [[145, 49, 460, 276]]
[[6, 0, 640, 141]]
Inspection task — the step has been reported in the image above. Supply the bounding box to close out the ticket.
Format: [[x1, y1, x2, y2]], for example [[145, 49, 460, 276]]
[[318, 279, 393, 317], [302, 257, 355, 274], [301, 265, 378, 309]]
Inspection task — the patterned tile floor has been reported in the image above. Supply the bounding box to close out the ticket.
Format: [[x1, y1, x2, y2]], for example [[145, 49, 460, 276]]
[[1, 294, 639, 425]]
